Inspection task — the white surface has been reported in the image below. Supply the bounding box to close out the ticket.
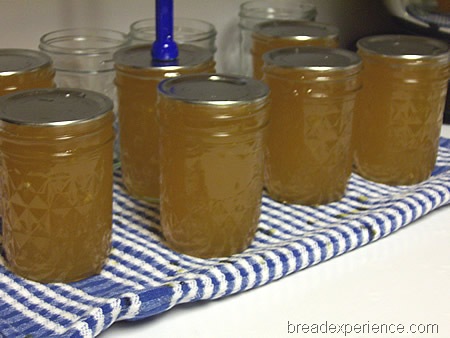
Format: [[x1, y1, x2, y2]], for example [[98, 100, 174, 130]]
[[102, 127, 450, 338], [0, 1, 448, 337]]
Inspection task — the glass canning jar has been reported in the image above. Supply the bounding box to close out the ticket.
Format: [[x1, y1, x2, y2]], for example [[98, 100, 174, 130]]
[[0, 88, 114, 283], [114, 44, 215, 202], [353, 35, 449, 185], [263, 47, 362, 205], [0, 48, 55, 96], [239, 0, 317, 76], [157, 74, 270, 258]]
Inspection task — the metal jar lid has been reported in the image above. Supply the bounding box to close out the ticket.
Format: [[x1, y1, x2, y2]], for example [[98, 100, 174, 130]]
[[0, 88, 113, 126], [264, 46, 361, 71], [0, 49, 53, 76], [158, 73, 269, 105], [113, 43, 213, 70], [357, 35, 449, 61], [253, 20, 339, 41]]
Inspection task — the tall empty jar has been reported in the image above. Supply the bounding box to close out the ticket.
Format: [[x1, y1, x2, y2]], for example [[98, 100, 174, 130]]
[[0, 88, 114, 283], [114, 44, 215, 202], [263, 47, 361, 205], [157, 74, 270, 258], [353, 35, 449, 185], [239, 0, 317, 76], [39, 28, 130, 167]]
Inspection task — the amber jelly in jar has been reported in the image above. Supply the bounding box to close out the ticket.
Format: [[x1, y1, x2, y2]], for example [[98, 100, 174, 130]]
[[0, 88, 114, 283], [251, 20, 339, 79], [263, 47, 361, 205], [0, 49, 55, 96], [114, 44, 215, 202], [157, 74, 270, 258], [353, 35, 449, 185]]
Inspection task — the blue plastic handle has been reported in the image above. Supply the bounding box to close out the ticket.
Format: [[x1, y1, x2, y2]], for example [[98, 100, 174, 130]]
[[151, 0, 179, 61]]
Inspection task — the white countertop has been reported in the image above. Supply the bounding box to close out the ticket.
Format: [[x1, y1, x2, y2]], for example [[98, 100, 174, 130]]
[[101, 125, 450, 338]]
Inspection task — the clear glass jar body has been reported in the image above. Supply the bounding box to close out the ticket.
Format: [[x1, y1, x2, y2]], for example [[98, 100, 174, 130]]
[[252, 21, 339, 79], [0, 89, 114, 283], [114, 44, 215, 202], [0, 49, 55, 96], [239, 0, 317, 76], [263, 48, 361, 205], [353, 36, 449, 185], [39, 28, 130, 167], [157, 75, 270, 258], [129, 17, 217, 54]]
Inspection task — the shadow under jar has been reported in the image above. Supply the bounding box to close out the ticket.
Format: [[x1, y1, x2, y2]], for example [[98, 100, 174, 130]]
[[0, 49, 55, 96], [157, 74, 270, 258], [353, 35, 449, 185], [263, 47, 362, 205], [0, 88, 114, 283], [114, 44, 215, 202]]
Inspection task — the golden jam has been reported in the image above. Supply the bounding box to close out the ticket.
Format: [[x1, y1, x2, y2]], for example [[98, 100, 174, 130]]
[[114, 44, 215, 201], [0, 49, 55, 96], [252, 20, 339, 79], [0, 89, 114, 283], [263, 47, 361, 205], [353, 35, 449, 185], [157, 74, 270, 258]]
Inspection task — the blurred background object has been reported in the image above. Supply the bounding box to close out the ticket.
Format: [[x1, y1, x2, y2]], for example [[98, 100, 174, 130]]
[[383, 0, 450, 123]]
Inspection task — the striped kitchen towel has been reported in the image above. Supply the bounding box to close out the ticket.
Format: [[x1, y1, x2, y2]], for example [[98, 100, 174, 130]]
[[1, 137, 450, 338]]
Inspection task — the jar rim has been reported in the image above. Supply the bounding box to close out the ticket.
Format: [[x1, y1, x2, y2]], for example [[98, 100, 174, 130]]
[[357, 34, 449, 61], [39, 28, 130, 56], [158, 73, 270, 106], [0, 88, 113, 126]]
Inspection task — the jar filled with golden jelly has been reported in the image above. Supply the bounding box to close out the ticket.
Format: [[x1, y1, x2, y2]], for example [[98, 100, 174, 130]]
[[113, 44, 215, 202], [157, 74, 270, 258], [263, 47, 361, 205], [353, 35, 449, 185], [0, 88, 114, 283], [0, 49, 55, 96], [251, 20, 339, 79]]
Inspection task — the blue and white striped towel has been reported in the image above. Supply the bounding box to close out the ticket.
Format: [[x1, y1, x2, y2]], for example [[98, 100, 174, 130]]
[[1, 138, 450, 338]]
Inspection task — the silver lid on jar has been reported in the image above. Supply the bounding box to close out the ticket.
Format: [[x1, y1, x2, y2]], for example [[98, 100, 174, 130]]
[[158, 74, 269, 105], [113, 43, 213, 69], [253, 20, 339, 40], [264, 46, 361, 71], [357, 35, 449, 61], [0, 88, 113, 126], [0, 49, 53, 76]]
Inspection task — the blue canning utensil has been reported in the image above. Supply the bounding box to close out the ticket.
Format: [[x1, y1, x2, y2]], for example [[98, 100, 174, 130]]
[[151, 0, 179, 61]]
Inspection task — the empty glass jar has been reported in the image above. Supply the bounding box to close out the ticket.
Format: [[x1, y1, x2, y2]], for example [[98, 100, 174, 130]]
[[39, 28, 130, 167]]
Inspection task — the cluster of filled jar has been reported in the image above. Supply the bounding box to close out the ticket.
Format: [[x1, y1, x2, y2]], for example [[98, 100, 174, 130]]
[[0, 0, 448, 283]]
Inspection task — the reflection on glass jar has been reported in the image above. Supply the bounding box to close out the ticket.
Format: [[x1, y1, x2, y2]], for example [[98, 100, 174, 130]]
[[0, 49, 55, 96], [239, 0, 317, 76], [263, 47, 361, 205], [0, 88, 114, 283], [252, 20, 339, 79], [114, 44, 215, 202], [157, 74, 270, 258], [353, 35, 449, 185]]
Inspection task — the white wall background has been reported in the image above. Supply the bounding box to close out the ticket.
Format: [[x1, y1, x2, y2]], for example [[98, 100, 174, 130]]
[[0, 0, 399, 73]]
